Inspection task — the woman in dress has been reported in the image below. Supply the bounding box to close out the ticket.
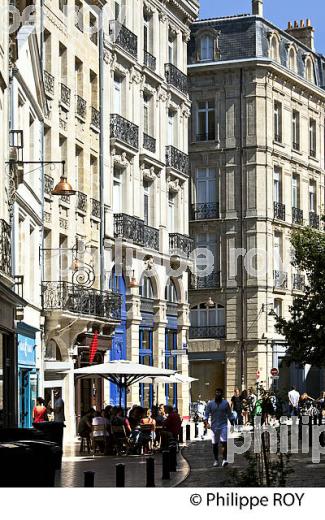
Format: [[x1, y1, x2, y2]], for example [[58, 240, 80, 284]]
[[32, 397, 48, 423]]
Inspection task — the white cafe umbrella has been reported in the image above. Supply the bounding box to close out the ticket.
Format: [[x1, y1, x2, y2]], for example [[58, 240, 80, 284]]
[[73, 360, 177, 409], [141, 374, 198, 384]]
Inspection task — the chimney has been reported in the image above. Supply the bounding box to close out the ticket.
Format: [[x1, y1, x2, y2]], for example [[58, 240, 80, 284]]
[[285, 18, 315, 50], [252, 0, 263, 17]]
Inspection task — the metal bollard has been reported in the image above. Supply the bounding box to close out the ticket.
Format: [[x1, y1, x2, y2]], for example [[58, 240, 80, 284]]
[[194, 421, 199, 438], [169, 445, 177, 472], [116, 463, 125, 487], [146, 457, 155, 487], [178, 427, 184, 444], [84, 471, 95, 487], [186, 424, 191, 441], [162, 450, 170, 480]]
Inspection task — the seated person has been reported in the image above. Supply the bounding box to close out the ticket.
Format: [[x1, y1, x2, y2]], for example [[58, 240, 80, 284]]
[[164, 406, 182, 439]]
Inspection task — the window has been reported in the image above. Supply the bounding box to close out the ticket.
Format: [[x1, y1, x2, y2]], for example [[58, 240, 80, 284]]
[[305, 58, 314, 83], [44, 30, 51, 72], [114, 1, 121, 21], [274, 101, 282, 142], [292, 110, 300, 150], [292, 175, 299, 208], [273, 168, 282, 203], [90, 70, 98, 109], [270, 35, 279, 62], [309, 119, 316, 157], [190, 303, 225, 328], [75, 145, 84, 192], [143, 93, 151, 135], [273, 232, 282, 273], [113, 167, 122, 213], [89, 13, 98, 45], [143, 12, 152, 53], [168, 32, 176, 65], [274, 299, 282, 318], [59, 0, 67, 13], [144, 181, 149, 225], [165, 280, 178, 303], [90, 156, 98, 200], [167, 109, 176, 146], [195, 233, 219, 273], [288, 47, 296, 72], [195, 167, 218, 205], [197, 100, 215, 141], [114, 75, 122, 114], [75, 1, 83, 32], [139, 275, 154, 299], [200, 35, 214, 61], [59, 43, 67, 83], [75, 57, 83, 97], [168, 191, 176, 232], [309, 181, 316, 212]]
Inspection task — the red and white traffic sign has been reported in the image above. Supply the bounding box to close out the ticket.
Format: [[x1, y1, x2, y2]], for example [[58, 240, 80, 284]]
[[256, 370, 261, 379], [270, 367, 279, 377]]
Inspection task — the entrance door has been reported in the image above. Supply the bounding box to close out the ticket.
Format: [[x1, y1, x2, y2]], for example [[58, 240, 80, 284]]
[[190, 361, 225, 402]]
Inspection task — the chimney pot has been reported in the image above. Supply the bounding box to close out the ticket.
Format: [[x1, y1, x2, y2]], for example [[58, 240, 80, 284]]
[[306, 19, 311, 27], [252, 0, 263, 17], [300, 20, 304, 28], [288, 21, 292, 29], [294, 21, 298, 28]]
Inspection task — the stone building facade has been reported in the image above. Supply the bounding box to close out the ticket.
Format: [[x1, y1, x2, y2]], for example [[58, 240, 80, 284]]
[[188, 0, 325, 401]]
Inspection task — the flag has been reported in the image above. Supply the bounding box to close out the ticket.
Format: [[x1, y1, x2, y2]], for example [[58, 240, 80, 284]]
[[89, 330, 99, 364]]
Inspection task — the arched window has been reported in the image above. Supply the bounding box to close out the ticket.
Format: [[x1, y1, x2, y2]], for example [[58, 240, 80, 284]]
[[305, 57, 314, 83], [270, 35, 279, 62], [288, 47, 297, 72], [139, 274, 154, 299], [165, 279, 178, 303], [200, 35, 214, 61]]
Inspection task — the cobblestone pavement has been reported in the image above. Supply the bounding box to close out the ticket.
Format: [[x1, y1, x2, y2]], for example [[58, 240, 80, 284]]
[[55, 442, 189, 487]]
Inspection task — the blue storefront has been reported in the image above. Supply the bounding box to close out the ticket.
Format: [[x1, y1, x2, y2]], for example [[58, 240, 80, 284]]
[[17, 323, 39, 428], [109, 272, 127, 406]]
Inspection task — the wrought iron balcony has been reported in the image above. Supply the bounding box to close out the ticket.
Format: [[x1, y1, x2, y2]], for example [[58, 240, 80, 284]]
[[0, 219, 11, 277], [164, 63, 188, 95], [191, 203, 219, 220], [110, 114, 139, 150], [60, 194, 70, 205], [143, 133, 156, 153], [309, 211, 320, 229], [190, 270, 221, 290], [91, 107, 100, 129], [189, 326, 226, 340], [76, 95, 87, 120], [196, 132, 215, 142], [292, 273, 305, 292], [44, 174, 54, 196], [292, 207, 303, 225], [144, 225, 159, 251], [42, 281, 121, 321], [110, 21, 137, 59], [144, 50, 156, 71], [166, 145, 189, 176], [76, 191, 88, 213], [60, 83, 71, 107], [273, 270, 288, 289], [169, 233, 193, 258], [114, 213, 144, 246], [274, 201, 285, 221], [44, 70, 55, 96], [91, 199, 100, 219]]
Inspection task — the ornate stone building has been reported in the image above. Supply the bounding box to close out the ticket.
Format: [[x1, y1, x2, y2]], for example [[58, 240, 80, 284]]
[[188, 0, 325, 400]]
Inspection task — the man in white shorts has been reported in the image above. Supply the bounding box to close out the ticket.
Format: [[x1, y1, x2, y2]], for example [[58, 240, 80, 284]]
[[204, 388, 234, 467]]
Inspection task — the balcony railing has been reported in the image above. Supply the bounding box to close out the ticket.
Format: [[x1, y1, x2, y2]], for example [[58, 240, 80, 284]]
[[0, 219, 11, 277], [114, 213, 145, 246], [144, 50, 156, 71], [196, 132, 215, 142], [44, 70, 55, 96], [190, 270, 221, 290], [309, 211, 320, 229], [60, 83, 71, 107], [91, 107, 100, 129], [292, 273, 305, 292], [144, 224, 159, 251], [76, 95, 87, 119], [110, 21, 137, 59], [42, 281, 121, 321], [166, 145, 189, 176], [274, 270, 288, 289], [76, 191, 88, 213], [274, 201, 285, 221], [143, 133, 156, 153], [292, 207, 303, 225], [189, 326, 226, 340], [110, 114, 139, 150], [191, 203, 219, 220], [91, 199, 100, 219], [44, 174, 54, 196], [169, 233, 193, 258], [164, 63, 188, 95]]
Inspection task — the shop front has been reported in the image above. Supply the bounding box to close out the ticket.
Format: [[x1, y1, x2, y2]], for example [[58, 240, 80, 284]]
[[109, 272, 127, 406], [17, 323, 38, 428]]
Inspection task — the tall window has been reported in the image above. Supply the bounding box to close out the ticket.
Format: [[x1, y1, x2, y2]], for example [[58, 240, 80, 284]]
[[274, 299, 282, 320], [144, 181, 149, 225], [143, 93, 151, 135], [292, 175, 299, 209], [309, 181, 316, 213], [59, 42, 67, 83], [76, 145, 84, 192], [305, 58, 314, 83], [113, 167, 122, 213], [195, 233, 219, 273], [75, 57, 83, 97], [200, 35, 214, 61], [292, 110, 300, 150], [195, 167, 218, 205], [273, 168, 282, 203], [139, 275, 154, 299], [143, 12, 152, 53], [273, 232, 282, 273], [168, 191, 176, 232], [89, 13, 98, 45], [165, 279, 178, 303], [168, 33, 176, 65], [270, 35, 279, 62], [197, 100, 215, 141], [113, 75, 122, 114], [309, 119, 316, 157], [288, 47, 296, 72], [274, 101, 282, 142], [59, 0, 67, 13], [75, 1, 83, 32], [167, 109, 176, 146], [90, 70, 98, 110]]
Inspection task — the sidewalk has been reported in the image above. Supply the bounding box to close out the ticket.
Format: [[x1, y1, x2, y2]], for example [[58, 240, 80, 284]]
[[55, 442, 189, 487]]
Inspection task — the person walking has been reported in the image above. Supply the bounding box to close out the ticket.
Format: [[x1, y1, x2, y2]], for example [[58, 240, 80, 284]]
[[231, 388, 243, 431], [32, 397, 48, 423], [204, 388, 234, 468], [288, 386, 300, 417], [53, 390, 65, 423]]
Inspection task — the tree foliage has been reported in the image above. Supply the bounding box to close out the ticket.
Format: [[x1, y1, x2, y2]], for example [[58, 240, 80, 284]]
[[276, 223, 325, 367]]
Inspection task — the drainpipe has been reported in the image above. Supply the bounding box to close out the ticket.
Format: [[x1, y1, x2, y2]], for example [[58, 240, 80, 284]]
[[239, 68, 245, 389], [39, 0, 45, 395], [99, 9, 105, 293]]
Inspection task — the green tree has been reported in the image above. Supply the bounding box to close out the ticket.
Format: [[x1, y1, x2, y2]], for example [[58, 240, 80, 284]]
[[276, 222, 325, 367]]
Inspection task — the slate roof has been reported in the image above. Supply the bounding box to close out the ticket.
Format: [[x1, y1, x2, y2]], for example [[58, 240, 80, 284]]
[[189, 15, 325, 89]]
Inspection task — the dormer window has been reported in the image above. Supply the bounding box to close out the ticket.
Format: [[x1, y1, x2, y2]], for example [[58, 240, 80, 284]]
[[270, 34, 280, 62], [200, 35, 214, 61], [288, 47, 297, 72], [305, 57, 315, 83]]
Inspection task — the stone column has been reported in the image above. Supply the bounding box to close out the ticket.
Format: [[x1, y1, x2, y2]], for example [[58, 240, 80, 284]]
[[177, 303, 190, 417], [126, 292, 142, 405], [153, 300, 168, 405]]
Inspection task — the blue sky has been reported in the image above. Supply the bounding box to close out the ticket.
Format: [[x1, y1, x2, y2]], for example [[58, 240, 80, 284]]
[[199, 0, 325, 54]]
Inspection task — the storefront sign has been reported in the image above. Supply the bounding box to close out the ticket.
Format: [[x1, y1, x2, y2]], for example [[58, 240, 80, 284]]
[[18, 335, 36, 366]]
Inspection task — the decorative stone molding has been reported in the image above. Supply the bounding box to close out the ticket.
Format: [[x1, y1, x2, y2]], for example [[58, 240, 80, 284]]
[[168, 176, 182, 193], [111, 149, 129, 168], [158, 11, 168, 23], [157, 85, 169, 102], [141, 163, 156, 182], [143, 0, 155, 17], [130, 67, 143, 85], [181, 102, 191, 118]]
